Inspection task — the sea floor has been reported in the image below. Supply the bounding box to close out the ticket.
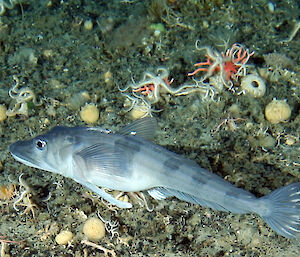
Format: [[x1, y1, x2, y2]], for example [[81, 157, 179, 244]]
[[0, 0, 300, 256]]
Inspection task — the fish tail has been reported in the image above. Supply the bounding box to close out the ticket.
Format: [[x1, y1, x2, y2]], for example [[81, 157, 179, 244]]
[[257, 182, 300, 238]]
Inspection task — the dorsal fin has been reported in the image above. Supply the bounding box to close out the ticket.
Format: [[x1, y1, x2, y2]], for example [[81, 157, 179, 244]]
[[118, 117, 157, 140]]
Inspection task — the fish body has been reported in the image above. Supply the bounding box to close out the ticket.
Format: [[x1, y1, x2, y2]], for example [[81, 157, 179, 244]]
[[10, 118, 300, 238]]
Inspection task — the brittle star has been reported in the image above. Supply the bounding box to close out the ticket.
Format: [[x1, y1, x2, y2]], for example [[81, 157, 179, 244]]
[[6, 76, 42, 117], [13, 174, 38, 219]]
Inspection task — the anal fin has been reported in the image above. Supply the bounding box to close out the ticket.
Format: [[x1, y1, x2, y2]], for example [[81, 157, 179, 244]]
[[148, 187, 229, 212]]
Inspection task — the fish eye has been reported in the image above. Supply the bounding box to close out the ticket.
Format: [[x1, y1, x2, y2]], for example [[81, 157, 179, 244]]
[[35, 138, 47, 150]]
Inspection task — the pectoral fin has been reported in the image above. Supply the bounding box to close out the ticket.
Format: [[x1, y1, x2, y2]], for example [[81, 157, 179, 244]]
[[73, 143, 130, 179]]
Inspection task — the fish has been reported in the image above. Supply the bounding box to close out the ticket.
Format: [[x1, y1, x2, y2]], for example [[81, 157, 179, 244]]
[[9, 117, 300, 238]]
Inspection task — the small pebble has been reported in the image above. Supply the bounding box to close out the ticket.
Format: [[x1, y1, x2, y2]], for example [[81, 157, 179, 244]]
[[80, 103, 99, 124], [83, 217, 106, 241], [84, 20, 93, 30], [265, 99, 291, 124], [55, 230, 74, 245], [0, 104, 7, 122]]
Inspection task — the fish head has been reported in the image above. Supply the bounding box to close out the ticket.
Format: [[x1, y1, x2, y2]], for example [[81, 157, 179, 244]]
[[9, 126, 79, 175]]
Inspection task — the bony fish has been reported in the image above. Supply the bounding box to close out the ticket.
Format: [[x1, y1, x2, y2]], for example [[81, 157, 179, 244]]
[[10, 118, 300, 238]]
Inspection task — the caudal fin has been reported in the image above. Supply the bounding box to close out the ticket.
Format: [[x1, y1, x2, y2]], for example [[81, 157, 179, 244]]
[[259, 182, 300, 238]]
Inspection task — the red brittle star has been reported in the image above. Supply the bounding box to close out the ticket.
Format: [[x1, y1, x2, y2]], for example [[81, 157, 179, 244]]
[[188, 43, 254, 88], [132, 84, 155, 96]]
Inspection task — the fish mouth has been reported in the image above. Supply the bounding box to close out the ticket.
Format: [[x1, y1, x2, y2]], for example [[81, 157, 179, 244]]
[[9, 141, 42, 170]]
